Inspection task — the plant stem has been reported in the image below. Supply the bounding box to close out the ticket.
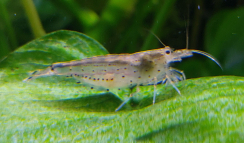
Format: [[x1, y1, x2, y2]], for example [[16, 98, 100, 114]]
[[21, 0, 46, 38], [0, 0, 18, 52]]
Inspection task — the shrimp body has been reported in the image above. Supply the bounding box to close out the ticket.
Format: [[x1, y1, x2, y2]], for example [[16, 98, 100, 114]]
[[24, 46, 221, 111]]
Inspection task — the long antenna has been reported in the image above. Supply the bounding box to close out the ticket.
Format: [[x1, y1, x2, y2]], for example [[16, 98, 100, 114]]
[[144, 29, 166, 47], [186, 4, 190, 49], [186, 22, 189, 49]]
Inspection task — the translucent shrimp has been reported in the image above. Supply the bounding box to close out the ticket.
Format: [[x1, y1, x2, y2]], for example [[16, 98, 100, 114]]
[[24, 45, 222, 111]]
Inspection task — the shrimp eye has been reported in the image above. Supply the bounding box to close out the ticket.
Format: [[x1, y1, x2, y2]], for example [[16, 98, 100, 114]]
[[165, 50, 170, 54]]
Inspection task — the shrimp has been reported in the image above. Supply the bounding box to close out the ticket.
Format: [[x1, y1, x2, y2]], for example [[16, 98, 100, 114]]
[[23, 45, 222, 111]]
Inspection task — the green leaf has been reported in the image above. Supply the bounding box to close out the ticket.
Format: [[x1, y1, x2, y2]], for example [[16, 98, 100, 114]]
[[0, 30, 108, 80], [1, 30, 244, 142]]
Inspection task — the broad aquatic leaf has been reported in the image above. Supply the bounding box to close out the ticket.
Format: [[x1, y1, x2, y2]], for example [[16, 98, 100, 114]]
[[0, 30, 244, 142]]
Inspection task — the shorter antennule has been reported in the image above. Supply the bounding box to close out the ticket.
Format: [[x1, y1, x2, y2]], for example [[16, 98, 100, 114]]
[[144, 29, 166, 47], [191, 50, 223, 70]]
